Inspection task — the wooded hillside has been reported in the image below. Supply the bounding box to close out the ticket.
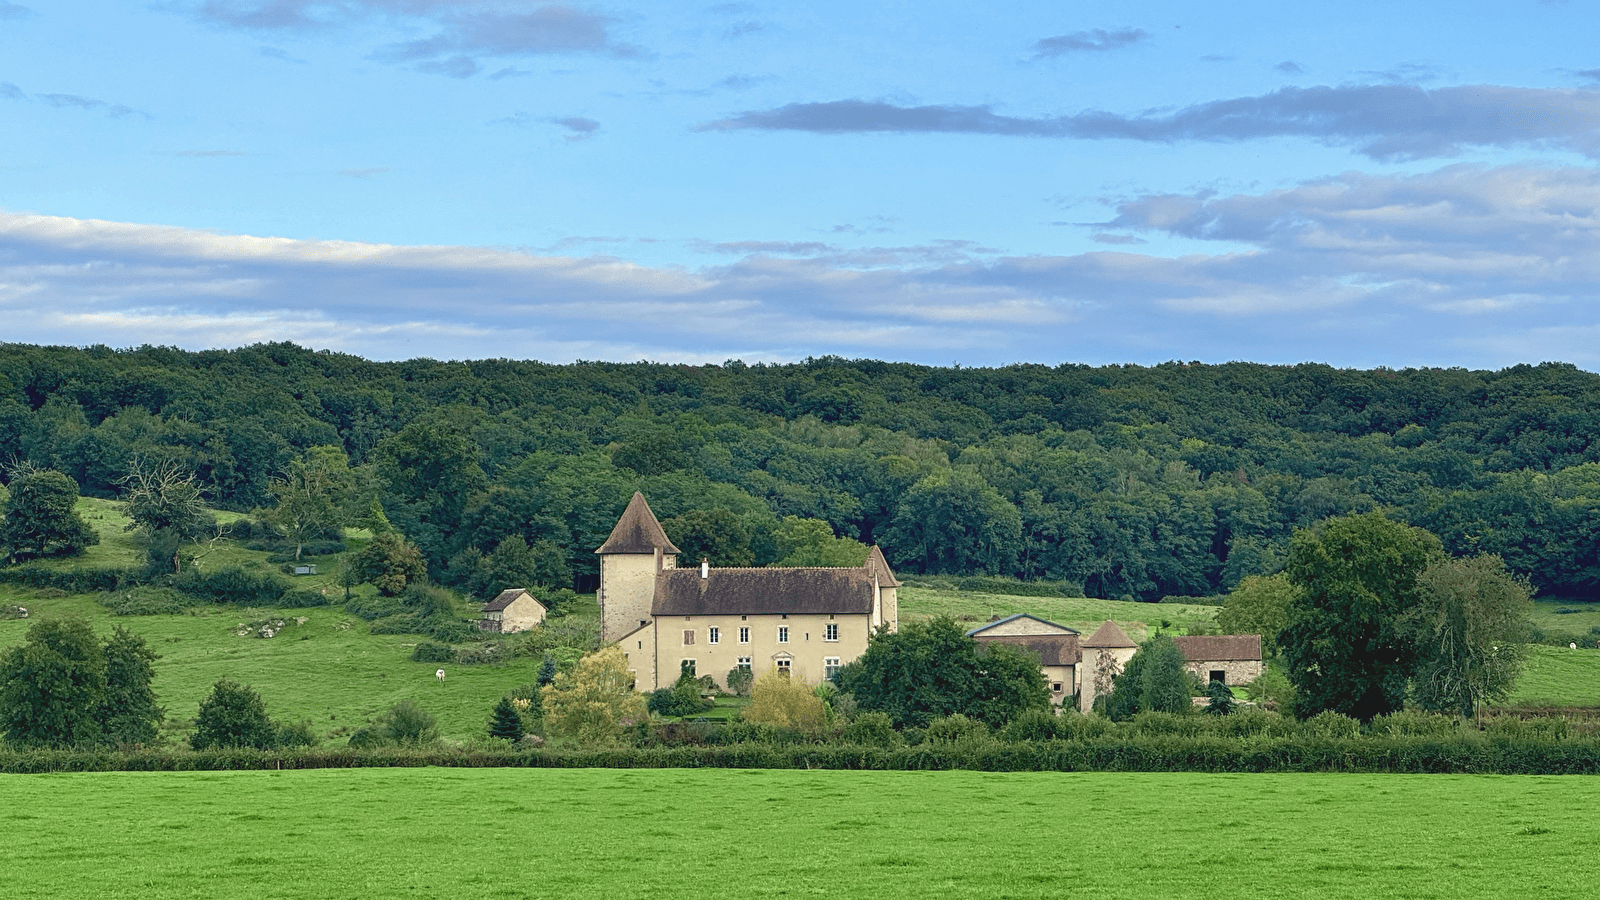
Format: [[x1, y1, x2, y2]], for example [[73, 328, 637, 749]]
[[2, 343, 1597, 600]]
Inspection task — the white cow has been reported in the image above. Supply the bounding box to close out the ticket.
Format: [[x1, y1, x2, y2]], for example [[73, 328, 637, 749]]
[[436, 668, 446, 684]]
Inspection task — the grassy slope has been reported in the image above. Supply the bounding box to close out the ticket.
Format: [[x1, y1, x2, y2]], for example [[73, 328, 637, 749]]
[[898, 586, 1220, 640], [0, 499, 560, 743], [3, 769, 1597, 900]]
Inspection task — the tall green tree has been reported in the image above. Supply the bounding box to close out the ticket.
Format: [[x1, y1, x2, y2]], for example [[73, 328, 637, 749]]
[[662, 508, 755, 567], [97, 626, 164, 746], [190, 679, 276, 750], [1, 467, 98, 563], [263, 445, 354, 560], [883, 470, 1022, 576], [1280, 512, 1443, 721], [835, 617, 1048, 729], [0, 617, 107, 747], [772, 516, 870, 567], [1408, 554, 1532, 718], [1218, 573, 1298, 656], [350, 532, 428, 596], [1097, 633, 1192, 720]]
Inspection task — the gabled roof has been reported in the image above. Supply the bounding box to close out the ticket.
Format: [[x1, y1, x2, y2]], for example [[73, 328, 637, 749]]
[[597, 492, 680, 555], [654, 567, 877, 617], [1173, 634, 1262, 662], [862, 545, 900, 587], [973, 634, 1081, 667], [482, 588, 545, 613], [1081, 619, 1138, 649], [965, 613, 1079, 638]]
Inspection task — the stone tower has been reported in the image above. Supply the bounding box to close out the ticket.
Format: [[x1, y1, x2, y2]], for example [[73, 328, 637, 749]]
[[1079, 619, 1139, 712], [596, 492, 678, 643]]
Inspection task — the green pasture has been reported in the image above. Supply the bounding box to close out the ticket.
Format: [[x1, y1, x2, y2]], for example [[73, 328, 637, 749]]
[[899, 585, 1221, 638], [2, 769, 1597, 900], [1508, 644, 1600, 707]]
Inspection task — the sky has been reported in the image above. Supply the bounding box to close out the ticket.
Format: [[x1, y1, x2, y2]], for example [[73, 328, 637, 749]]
[[4, 1, 1600, 369]]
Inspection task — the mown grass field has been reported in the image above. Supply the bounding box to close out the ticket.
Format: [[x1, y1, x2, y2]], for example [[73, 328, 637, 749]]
[[2, 768, 1597, 900]]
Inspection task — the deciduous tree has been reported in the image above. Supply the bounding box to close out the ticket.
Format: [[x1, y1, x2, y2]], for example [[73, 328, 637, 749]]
[[264, 445, 354, 561], [539, 645, 647, 746], [1280, 512, 1442, 721], [351, 532, 428, 596], [0, 617, 107, 747], [0, 467, 98, 563], [1409, 554, 1532, 718], [191, 679, 277, 750]]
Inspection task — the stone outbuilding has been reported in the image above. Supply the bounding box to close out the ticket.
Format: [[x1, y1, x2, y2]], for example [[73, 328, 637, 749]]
[[966, 614, 1081, 706], [479, 588, 548, 634], [1171, 635, 1263, 688]]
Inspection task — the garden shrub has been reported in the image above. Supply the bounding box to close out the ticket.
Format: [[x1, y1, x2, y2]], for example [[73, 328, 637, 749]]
[[842, 711, 901, 748], [410, 641, 454, 663], [1131, 711, 1207, 738], [1301, 710, 1361, 739], [1000, 707, 1062, 742], [275, 721, 319, 748], [1369, 710, 1463, 738], [924, 714, 992, 745], [1055, 710, 1113, 741]]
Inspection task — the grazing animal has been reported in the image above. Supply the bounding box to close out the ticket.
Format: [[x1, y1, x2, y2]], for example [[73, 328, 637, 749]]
[[436, 669, 446, 684]]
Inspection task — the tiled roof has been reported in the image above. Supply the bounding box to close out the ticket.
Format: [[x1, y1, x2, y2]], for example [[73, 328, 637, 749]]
[[596, 492, 680, 555], [482, 588, 543, 612], [1081, 619, 1139, 649], [972, 633, 1081, 667], [863, 545, 901, 587], [654, 566, 877, 616], [1173, 634, 1262, 662]]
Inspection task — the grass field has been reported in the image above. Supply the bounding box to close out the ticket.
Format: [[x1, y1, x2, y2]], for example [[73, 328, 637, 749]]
[[1507, 644, 1600, 707], [1, 769, 1597, 899], [898, 586, 1222, 638]]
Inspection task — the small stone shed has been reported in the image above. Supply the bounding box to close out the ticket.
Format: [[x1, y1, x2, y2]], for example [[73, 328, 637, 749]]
[[1171, 635, 1263, 687], [966, 614, 1081, 706], [479, 588, 548, 634]]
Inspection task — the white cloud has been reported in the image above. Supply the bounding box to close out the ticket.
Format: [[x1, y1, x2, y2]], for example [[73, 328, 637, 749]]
[[7, 162, 1600, 370]]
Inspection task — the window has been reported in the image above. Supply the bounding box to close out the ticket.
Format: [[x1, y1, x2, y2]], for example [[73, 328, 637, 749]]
[[1051, 682, 1063, 694], [824, 657, 841, 680], [777, 626, 789, 643], [738, 626, 750, 644], [683, 629, 695, 645], [681, 659, 696, 677], [776, 658, 791, 677], [708, 626, 720, 644], [1209, 670, 1227, 685], [824, 623, 839, 642], [737, 656, 752, 673]]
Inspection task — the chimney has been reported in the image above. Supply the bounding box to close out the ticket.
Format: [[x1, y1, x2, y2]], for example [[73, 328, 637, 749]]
[[701, 558, 709, 579]]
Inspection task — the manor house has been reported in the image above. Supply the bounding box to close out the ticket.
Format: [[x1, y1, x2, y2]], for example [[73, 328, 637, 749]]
[[599, 493, 899, 692]]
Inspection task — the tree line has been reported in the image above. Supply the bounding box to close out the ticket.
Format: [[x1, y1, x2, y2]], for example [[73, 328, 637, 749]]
[[3, 343, 1599, 601]]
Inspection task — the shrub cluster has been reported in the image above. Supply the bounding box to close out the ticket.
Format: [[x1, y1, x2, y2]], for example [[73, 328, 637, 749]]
[[173, 567, 291, 606], [0, 566, 132, 594]]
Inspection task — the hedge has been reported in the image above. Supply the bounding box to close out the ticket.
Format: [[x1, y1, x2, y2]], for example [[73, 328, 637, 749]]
[[5, 736, 1599, 774], [0, 566, 135, 594]]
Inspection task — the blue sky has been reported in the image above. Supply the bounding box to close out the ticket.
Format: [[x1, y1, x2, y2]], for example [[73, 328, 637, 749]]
[[4, 1, 1600, 368]]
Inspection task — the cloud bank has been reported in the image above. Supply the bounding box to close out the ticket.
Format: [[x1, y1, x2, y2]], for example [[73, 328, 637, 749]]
[[5, 163, 1600, 367], [700, 84, 1600, 160]]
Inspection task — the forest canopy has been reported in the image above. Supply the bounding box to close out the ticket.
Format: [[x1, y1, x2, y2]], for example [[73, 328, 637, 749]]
[[2, 342, 1598, 601]]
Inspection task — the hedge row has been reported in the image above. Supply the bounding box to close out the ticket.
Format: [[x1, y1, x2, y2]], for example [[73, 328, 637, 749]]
[[0, 566, 134, 594], [6, 736, 1600, 775]]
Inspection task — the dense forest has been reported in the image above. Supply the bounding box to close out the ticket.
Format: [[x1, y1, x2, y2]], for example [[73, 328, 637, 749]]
[[2, 342, 1598, 601]]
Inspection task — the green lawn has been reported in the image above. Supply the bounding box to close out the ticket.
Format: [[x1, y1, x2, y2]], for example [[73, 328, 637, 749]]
[[1, 769, 1596, 900], [899, 586, 1221, 639]]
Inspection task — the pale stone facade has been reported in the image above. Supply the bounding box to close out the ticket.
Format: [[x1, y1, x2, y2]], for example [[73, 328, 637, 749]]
[[598, 493, 898, 693], [480, 589, 547, 634], [1172, 635, 1264, 688], [1078, 620, 1139, 713], [966, 614, 1081, 707]]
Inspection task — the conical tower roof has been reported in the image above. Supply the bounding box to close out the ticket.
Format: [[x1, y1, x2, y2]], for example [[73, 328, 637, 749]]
[[1081, 619, 1138, 648], [862, 545, 900, 587], [596, 492, 680, 555]]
